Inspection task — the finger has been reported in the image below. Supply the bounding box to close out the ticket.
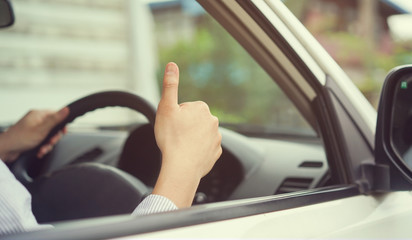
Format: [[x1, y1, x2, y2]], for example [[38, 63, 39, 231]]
[[49, 132, 63, 145], [160, 62, 179, 107], [37, 150, 44, 159], [44, 107, 70, 129], [56, 107, 70, 123], [37, 144, 52, 158]]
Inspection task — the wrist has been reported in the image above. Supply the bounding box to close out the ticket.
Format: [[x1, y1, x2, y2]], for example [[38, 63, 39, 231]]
[[152, 162, 201, 208]]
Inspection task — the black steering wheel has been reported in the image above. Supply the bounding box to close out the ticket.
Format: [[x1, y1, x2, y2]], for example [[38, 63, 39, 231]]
[[9, 91, 159, 222], [10, 91, 157, 185]]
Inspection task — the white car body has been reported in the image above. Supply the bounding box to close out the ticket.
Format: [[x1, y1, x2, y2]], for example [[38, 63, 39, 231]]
[[136, 192, 412, 239]]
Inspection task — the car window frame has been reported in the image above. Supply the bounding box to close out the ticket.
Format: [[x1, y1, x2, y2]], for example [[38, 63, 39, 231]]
[[4, 185, 359, 240]]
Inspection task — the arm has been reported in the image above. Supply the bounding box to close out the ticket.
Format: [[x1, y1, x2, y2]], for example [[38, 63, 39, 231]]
[[0, 108, 69, 235], [151, 62, 222, 208], [133, 62, 221, 215]]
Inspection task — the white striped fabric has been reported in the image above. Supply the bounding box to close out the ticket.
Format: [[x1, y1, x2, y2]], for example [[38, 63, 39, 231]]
[[0, 159, 178, 237], [0, 160, 52, 236], [132, 194, 178, 216]]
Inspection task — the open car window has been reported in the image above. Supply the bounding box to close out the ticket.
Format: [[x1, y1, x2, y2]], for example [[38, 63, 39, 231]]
[[0, 0, 331, 197], [0, 0, 317, 139], [152, 3, 316, 138]]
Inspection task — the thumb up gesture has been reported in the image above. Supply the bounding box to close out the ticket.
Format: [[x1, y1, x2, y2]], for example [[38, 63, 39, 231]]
[[153, 62, 222, 208]]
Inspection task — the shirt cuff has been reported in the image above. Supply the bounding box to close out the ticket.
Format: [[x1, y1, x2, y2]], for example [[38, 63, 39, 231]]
[[132, 194, 178, 216]]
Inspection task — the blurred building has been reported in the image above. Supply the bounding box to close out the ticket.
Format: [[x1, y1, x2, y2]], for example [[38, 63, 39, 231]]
[[0, 0, 159, 125], [300, 0, 407, 52], [148, 0, 205, 47]]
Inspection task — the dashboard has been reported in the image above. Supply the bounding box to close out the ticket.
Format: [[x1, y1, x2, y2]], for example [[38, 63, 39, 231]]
[[42, 123, 328, 206]]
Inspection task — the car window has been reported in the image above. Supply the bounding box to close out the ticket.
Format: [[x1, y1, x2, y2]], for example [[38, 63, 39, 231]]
[[150, 2, 329, 200], [0, 0, 330, 201], [0, 2, 344, 238], [152, 1, 316, 138], [0, 0, 316, 138]]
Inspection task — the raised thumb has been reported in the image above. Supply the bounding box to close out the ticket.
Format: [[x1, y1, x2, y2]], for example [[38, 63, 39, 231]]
[[160, 62, 179, 107]]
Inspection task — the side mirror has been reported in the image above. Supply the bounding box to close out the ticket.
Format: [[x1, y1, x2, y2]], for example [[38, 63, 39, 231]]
[[0, 0, 14, 28], [375, 65, 412, 190]]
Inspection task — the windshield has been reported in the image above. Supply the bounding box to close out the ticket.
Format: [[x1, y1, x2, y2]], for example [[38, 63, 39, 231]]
[[0, 0, 316, 138]]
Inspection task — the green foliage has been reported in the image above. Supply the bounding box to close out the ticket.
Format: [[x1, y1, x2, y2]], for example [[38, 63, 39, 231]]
[[394, 41, 412, 66], [284, 0, 412, 108], [156, 15, 312, 134], [324, 30, 412, 107]]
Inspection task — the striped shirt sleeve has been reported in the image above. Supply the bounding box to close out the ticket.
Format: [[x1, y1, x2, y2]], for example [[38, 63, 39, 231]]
[[0, 160, 52, 236], [132, 194, 178, 216]]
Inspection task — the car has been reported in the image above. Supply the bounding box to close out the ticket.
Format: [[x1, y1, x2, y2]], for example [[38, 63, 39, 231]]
[[1, 0, 412, 239]]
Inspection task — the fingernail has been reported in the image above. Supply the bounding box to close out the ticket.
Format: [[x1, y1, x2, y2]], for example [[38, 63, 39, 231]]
[[166, 63, 177, 75]]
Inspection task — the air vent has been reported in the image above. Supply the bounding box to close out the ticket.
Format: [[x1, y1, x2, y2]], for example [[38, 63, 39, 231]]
[[299, 161, 323, 168], [275, 177, 313, 194]]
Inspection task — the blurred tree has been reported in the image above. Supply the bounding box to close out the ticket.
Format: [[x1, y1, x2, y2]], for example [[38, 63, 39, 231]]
[[358, 0, 378, 48], [284, 0, 412, 108], [156, 15, 313, 135]]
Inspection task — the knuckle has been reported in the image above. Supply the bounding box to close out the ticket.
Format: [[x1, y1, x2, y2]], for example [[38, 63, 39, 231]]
[[212, 116, 219, 125], [196, 101, 209, 110], [49, 112, 58, 120], [163, 80, 178, 89], [46, 114, 58, 124], [217, 146, 223, 158], [26, 109, 39, 117]]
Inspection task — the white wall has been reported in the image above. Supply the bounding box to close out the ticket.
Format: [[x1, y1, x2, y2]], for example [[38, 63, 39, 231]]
[[0, 0, 159, 126]]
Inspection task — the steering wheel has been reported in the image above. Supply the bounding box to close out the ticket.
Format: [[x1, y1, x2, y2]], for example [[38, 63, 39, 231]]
[[10, 91, 157, 185], [9, 91, 159, 222]]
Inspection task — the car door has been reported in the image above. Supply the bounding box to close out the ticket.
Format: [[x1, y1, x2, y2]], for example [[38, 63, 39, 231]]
[[130, 0, 411, 238]]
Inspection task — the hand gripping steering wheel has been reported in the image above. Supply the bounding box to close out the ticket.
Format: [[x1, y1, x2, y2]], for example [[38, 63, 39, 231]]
[[10, 91, 157, 185]]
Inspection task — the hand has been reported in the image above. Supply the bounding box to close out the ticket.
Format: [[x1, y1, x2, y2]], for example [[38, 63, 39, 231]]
[[0, 107, 70, 162], [153, 62, 222, 208]]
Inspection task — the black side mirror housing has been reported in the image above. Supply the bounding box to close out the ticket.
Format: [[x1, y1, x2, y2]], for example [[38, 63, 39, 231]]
[[0, 0, 14, 28], [375, 65, 412, 190]]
